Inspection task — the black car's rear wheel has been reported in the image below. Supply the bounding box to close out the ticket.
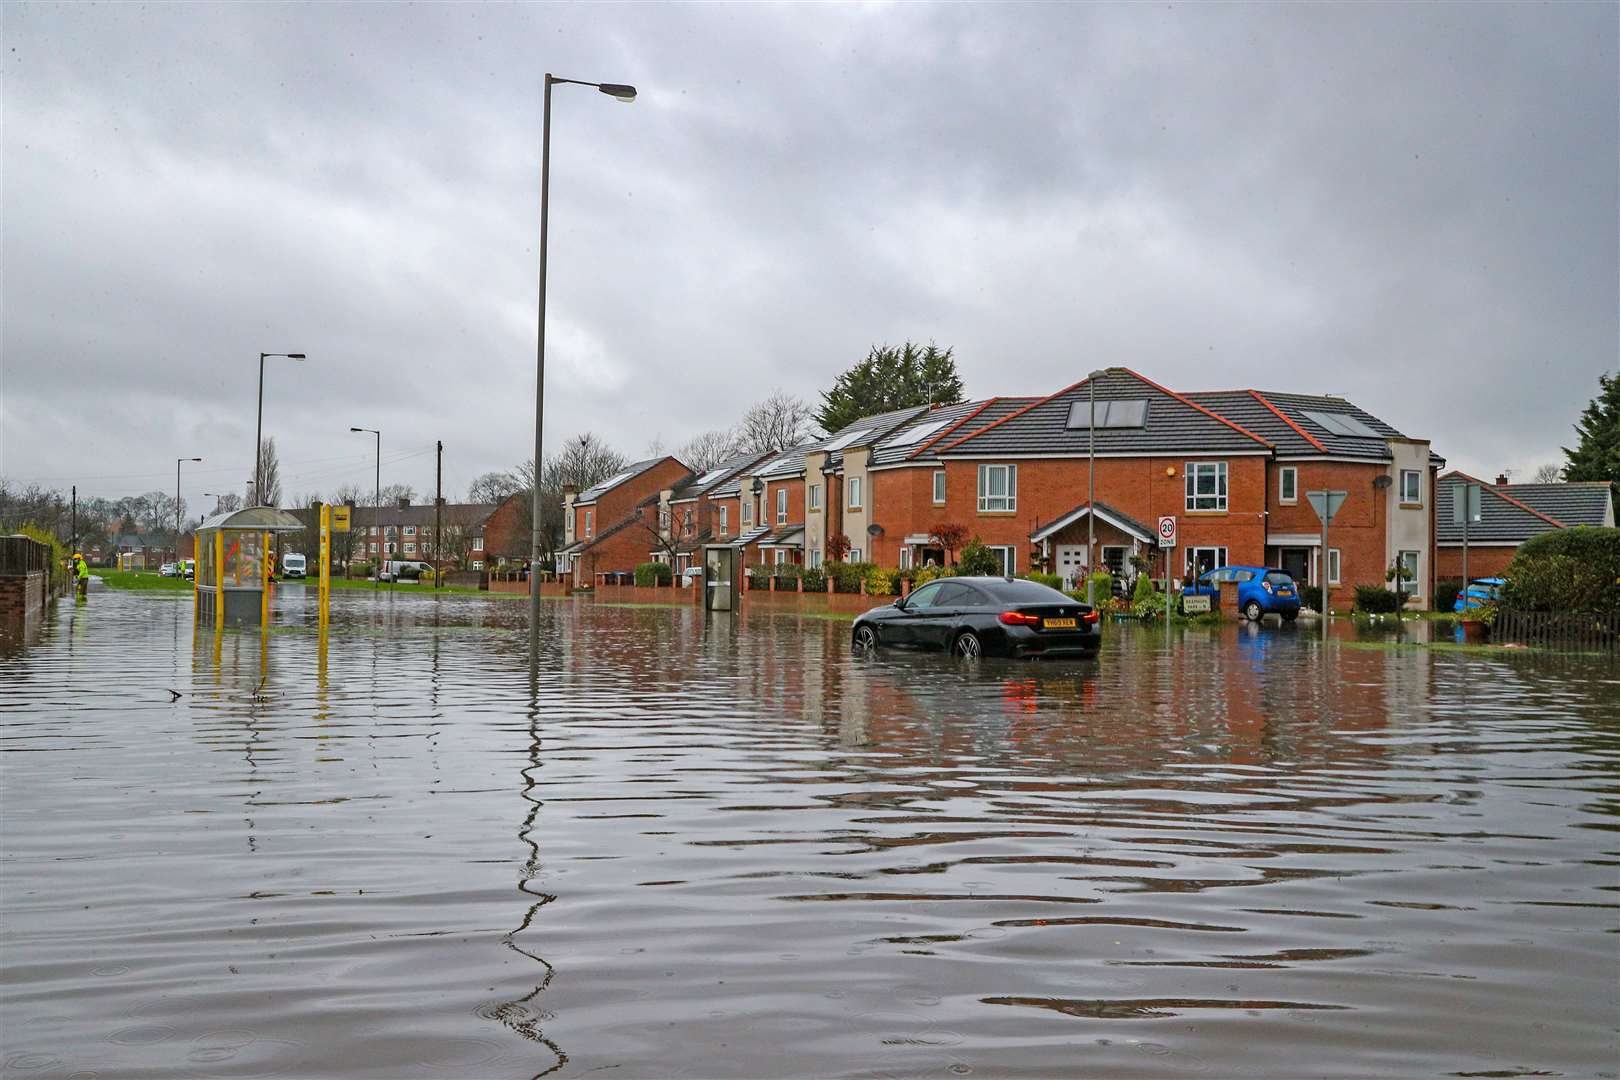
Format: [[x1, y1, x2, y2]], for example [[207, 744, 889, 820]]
[[852, 625, 878, 652], [952, 631, 982, 658]]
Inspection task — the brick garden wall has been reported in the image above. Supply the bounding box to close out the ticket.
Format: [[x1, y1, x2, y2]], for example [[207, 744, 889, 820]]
[[1435, 544, 1517, 580], [0, 571, 47, 622]]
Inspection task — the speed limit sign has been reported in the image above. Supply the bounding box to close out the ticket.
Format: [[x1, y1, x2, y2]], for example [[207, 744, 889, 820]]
[[1157, 515, 1177, 548]]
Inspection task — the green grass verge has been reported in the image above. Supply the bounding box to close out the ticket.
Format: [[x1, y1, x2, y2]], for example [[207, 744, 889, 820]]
[[94, 569, 190, 591]]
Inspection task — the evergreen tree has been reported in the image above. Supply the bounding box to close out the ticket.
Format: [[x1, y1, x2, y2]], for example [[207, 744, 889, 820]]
[[1562, 371, 1620, 485], [816, 342, 964, 433]]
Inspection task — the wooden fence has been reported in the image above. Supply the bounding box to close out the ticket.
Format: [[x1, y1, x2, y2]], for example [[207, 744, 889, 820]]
[[0, 535, 50, 575], [1495, 609, 1620, 653]]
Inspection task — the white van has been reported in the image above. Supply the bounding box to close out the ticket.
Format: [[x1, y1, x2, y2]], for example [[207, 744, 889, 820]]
[[281, 552, 307, 579]]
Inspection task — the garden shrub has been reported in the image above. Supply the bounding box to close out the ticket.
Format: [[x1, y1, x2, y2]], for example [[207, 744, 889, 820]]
[[1025, 572, 1062, 590], [912, 563, 958, 585], [865, 565, 902, 595], [634, 562, 672, 587], [1089, 571, 1114, 599], [1353, 585, 1403, 613], [747, 565, 771, 588], [801, 567, 827, 593], [1299, 584, 1324, 612], [1504, 527, 1620, 613], [1433, 578, 1464, 612], [956, 540, 1002, 577], [829, 561, 870, 593], [18, 524, 68, 592]]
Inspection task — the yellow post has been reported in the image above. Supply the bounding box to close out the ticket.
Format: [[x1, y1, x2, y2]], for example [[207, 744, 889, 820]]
[[213, 530, 225, 628], [261, 530, 270, 627], [192, 532, 199, 615], [318, 503, 331, 631]]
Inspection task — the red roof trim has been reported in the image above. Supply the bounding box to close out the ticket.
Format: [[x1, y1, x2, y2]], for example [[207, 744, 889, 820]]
[[1440, 470, 1566, 528], [905, 398, 1004, 461], [1248, 389, 1327, 452], [1126, 369, 1271, 447], [937, 385, 1079, 451]]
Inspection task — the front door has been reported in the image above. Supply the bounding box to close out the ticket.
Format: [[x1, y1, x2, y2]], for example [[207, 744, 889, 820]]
[[1279, 547, 1310, 585], [1054, 544, 1087, 591]]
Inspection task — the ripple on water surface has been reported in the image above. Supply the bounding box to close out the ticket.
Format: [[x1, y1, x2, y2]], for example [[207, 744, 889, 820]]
[[2, 589, 1617, 1078]]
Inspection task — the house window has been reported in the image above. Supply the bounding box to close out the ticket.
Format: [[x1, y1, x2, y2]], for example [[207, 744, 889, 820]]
[[385, 542, 396, 555], [403, 542, 416, 554], [370, 525, 379, 537], [977, 464, 1017, 512], [585, 510, 593, 539], [741, 500, 751, 527], [773, 548, 788, 566], [404, 525, 416, 536], [809, 549, 823, 569], [659, 508, 672, 530], [472, 537, 484, 552], [368, 542, 378, 553], [719, 506, 729, 536], [682, 509, 693, 535], [1316, 547, 1342, 586], [1185, 461, 1228, 511], [1279, 466, 1298, 504], [932, 470, 946, 505], [899, 547, 912, 570], [776, 488, 788, 523], [1184, 546, 1228, 579], [385, 525, 397, 537], [847, 476, 863, 509], [808, 484, 821, 511], [986, 545, 1015, 575], [1400, 469, 1422, 505], [849, 547, 862, 563], [1398, 550, 1420, 595]]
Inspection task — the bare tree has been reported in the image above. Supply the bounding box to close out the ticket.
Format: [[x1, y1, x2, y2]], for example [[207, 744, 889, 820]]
[[736, 390, 818, 454], [677, 428, 740, 472], [468, 471, 522, 504], [1532, 463, 1563, 483], [211, 492, 243, 515], [255, 438, 283, 507], [494, 433, 629, 561], [378, 483, 416, 507]]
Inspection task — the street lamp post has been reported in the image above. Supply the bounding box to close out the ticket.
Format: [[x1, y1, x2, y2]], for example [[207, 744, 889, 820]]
[[351, 427, 381, 590], [176, 457, 202, 558], [255, 352, 306, 505], [529, 73, 637, 675], [1085, 368, 1107, 606]]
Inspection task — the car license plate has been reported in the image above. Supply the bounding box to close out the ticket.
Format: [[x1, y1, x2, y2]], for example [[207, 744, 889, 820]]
[[1043, 618, 1077, 629], [1278, 589, 1292, 596]]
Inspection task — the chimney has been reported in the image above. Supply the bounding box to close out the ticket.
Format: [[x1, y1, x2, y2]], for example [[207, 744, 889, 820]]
[[396, 496, 410, 509], [1494, 473, 1509, 487]]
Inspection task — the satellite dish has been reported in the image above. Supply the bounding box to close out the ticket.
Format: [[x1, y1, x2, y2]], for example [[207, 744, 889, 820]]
[[866, 523, 883, 537]]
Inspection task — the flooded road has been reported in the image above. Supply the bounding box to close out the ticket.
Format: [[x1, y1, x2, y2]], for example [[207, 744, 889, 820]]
[[3, 588, 1616, 1078]]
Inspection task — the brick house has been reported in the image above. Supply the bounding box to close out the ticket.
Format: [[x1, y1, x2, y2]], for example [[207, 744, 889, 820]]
[[298, 498, 498, 571], [655, 448, 772, 573], [556, 456, 693, 584], [801, 368, 1440, 608], [1435, 473, 1615, 580], [726, 442, 819, 567]]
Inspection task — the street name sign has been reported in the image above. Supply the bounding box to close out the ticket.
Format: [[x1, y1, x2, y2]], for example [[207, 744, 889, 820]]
[[1157, 515, 1177, 548], [1182, 594, 1211, 614], [1306, 490, 1347, 524], [1451, 484, 1482, 525]]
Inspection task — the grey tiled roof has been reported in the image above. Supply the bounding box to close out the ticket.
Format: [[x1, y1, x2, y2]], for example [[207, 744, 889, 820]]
[[1250, 391, 1409, 459], [1436, 475, 1565, 544], [940, 369, 1271, 457], [1185, 390, 1336, 457], [1500, 483, 1614, 528], [742, 441, 820, 485], [733, 525, 771, 546], [576, 457, 680, 505], [869, 400, 994, 466], [669, 449, 770, 502], [815, 405, 929, 465], [348, 502, 497, 530]]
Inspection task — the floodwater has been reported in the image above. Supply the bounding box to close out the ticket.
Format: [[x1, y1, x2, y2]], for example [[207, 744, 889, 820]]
[[2, 589, 1616, 1080]]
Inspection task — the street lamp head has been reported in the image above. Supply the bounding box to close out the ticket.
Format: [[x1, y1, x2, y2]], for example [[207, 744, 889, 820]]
[[187, 457, 202, 462], [350, 427, 365, 433], [598, 83, 637, 102], [287, 353, 306, 360]]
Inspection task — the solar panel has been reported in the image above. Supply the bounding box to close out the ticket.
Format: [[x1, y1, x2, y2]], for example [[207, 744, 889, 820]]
[[884, 419, 951, 448], [821, 428, 873, 452], [697, 468, 728, 485], [1301, 410, 1381, 438], [1065, 399, 1148, 429]]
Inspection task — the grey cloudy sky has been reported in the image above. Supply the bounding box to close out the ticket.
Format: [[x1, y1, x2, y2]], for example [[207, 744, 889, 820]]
[[2, 2, 1615, 508]]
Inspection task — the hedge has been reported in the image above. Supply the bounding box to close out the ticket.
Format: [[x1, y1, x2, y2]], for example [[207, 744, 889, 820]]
[[956, 540, 1002, 577], [1299, 584, 1324, 612], [1433, 578, 1464, 612], [801, 567, 827, 593], [1504, 526, 1620, 613], [829, 561, 872, 593], [1024, 571, 1062, 590], [1353, 585, 1403, 613], [634, 562, 672, 587]]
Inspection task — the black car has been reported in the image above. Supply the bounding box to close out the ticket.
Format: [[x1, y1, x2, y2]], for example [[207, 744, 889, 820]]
[[851, 576, 1101, 659]]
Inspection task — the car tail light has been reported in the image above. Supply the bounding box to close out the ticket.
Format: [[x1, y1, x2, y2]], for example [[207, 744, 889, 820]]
[[1262, 580, 1274, 593], [999, 611, 1041, 626], [1081, 609, 1100, 625]]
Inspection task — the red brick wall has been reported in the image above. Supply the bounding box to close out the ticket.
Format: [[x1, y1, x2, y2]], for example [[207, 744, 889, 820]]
[[1435, 544, 1517, 580], [1267, 461, 1391, 607], [482, 493, 528, 559], [760, 477, 805, 530], [573, 458, 692, 546], [0, 571, 47, 621]]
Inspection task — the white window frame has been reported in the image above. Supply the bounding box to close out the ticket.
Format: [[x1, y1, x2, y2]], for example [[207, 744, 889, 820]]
[[1185, 461, 1228, 512], [719, 506, 729, 536], [1279, 466, 1298, 504], [1316, 547, 1341, 586], [809, 549, 823, 569], [849, 547, 862, 563], [772, 548, 788, 566], [977, 464, 1017, 513], [1184, 546, 1228, 579], [584, 510, 593, 539], [368, 541, 378, 553], [846, 476, 863, 509], [472, 537, 484, 552], [1400, 469, 1422, 505], [404, 542, 416, 554], [899, 546, 913, 570], [776, 488, 788, 523], [932, 470, 946, 505], [740, 500, 751, 527], [808, 484, 821, 511], [1398, 550, 1419, 595], [404, 525, 416, 536], [987, 545, 1015, 575]]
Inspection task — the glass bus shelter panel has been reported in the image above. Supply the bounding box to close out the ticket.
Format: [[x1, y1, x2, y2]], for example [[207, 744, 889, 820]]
[[223, 532, 264, 588]]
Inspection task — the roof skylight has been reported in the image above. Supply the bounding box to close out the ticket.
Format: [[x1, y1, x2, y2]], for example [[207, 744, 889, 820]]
[[1065, 399, 1148, 430], [821, 428, 874, 452], [884, 419, 952, 448], [697, 468, 728, 485]]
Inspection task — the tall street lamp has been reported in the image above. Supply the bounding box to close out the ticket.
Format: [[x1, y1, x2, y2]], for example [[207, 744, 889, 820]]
[[351, 427, 381, 589], [530, 73, 637, 673], [176, 457, 202, 557], [1086, 368, 1107, 606], [255, 352, 306, 505]]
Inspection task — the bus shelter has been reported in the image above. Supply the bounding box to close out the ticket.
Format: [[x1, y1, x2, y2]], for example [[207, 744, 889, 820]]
[[194, 506, 305, 628]]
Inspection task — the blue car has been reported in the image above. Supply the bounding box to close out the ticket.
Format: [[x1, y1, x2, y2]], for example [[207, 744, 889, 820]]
[[1185, 565, 1301, 622], [1453, 577, 1505, 612]]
